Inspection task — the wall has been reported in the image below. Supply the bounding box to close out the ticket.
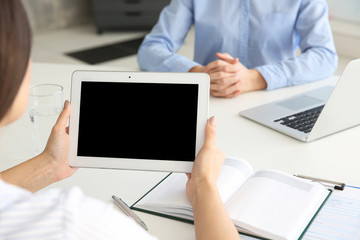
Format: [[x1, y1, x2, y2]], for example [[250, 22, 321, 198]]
[[22, 0, 92, 33], [326, 0, 360, 59], [327, 0, 360, 23]]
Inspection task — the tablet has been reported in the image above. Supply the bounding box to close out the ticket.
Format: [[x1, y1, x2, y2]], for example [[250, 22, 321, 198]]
[[69, 71, 209, 173]]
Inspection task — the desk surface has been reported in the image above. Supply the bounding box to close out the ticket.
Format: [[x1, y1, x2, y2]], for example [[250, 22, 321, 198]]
[[1, 63, 359, 240]]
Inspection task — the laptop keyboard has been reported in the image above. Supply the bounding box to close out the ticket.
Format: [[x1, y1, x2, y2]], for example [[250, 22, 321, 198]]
[[274, 105, 325, 133]]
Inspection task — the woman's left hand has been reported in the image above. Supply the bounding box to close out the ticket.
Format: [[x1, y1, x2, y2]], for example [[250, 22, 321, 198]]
[[42, 100, 77, 181]]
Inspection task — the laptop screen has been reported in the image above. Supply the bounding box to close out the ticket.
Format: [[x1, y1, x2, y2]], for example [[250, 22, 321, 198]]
[[77, 81, 198, 162]]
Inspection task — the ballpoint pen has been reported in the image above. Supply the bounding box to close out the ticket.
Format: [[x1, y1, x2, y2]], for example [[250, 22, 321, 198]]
[[294, 174, 345, 190], [112, 195, 148, 231]]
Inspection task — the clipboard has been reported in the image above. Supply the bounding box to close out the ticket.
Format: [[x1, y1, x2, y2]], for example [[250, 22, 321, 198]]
[[303, 185, 360, 239], [238, 180, 360, 240]]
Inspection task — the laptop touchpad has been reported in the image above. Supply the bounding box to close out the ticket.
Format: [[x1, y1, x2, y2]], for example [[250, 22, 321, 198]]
[[277, 95, 323, 111]]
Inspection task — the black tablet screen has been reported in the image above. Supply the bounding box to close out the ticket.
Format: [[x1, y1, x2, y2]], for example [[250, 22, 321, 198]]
[[77, 82, 198, 162]]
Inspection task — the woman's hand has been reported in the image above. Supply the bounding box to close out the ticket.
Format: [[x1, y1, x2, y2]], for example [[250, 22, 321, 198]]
[[0, 101, 77, 192], [185, 117, 240, 240], [186, 116, 225, 205], [42, 100, 77, 181]]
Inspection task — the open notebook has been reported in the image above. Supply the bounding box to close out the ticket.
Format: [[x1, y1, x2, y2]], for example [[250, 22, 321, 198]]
[[132, 157, 331, 240]]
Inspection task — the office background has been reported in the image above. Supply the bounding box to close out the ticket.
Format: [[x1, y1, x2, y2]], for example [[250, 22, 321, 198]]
[[1, 2, 359, 239], [21, 0, 360, 75]]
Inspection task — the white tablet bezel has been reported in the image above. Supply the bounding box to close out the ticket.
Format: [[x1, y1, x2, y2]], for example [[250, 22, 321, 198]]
[[69, 71, 209, 173]]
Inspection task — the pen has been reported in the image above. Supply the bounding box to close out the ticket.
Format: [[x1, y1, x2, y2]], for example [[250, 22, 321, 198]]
[[112, 195, 148, 231], [294, 174, 345, 190]]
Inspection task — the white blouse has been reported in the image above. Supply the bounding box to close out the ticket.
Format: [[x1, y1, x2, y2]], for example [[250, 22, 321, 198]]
[[0, 179, 157, 240]]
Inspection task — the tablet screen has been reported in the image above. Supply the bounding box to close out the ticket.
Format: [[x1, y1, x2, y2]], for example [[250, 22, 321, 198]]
[[77, 82, 199, 162]]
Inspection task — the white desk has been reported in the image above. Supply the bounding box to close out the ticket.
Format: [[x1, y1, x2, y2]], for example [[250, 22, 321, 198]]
[[1, 63, 359, 240]]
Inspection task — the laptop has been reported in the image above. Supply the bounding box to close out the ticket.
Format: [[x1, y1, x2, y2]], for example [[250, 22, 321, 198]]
[[239, 59, 360, 142]]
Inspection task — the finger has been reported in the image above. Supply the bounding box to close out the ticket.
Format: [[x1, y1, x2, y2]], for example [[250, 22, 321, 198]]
[[211, 90, 231, 98], [222, 82, 241, 96], [209, 71, 235, 81], [55, 100, 71, 127], [210, 90, 222, 97], [216, 52, 234, 60], [211, 89, 230, 98], [208, 64, 240, 74], [186, 173, 191, 180], [226, 90, 242, 98], [216, 53, 239, 65], [204, 116, 216, 147], [229, 57, 239, 65], [211, 81, 241, 97], [210, 76, 239, 91], [204, 60, 229, 72]]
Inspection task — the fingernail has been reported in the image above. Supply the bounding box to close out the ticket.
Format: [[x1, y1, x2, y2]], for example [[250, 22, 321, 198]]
[[210, 116, 216, 126], [64, 100, 69, 108]]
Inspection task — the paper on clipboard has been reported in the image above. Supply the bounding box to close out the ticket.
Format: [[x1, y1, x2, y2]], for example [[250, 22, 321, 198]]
[[302, 186, 360, 240], [239, 186, 360, 240]]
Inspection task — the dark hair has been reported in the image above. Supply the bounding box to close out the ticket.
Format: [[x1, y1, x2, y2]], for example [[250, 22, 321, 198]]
[[0, 0, 32, 122]]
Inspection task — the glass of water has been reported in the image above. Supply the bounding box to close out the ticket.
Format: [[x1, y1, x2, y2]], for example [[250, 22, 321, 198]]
[[29, 84, 63, 154]]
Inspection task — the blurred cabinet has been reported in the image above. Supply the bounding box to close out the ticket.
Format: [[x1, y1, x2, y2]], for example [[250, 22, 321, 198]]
[[91, 0, 170, 33]]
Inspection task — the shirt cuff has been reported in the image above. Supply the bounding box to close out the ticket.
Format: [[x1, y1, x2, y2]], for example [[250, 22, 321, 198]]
[[256, 64, 288, 91], [165, 57, 200, 72]]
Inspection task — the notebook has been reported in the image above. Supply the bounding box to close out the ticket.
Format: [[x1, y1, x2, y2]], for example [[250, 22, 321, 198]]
[[239, 59, 360, 142], [131, 157, 331, 240]]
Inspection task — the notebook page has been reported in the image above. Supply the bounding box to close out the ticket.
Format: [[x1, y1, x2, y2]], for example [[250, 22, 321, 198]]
[[135, 157, 254, 214], [226, 170, 329, 240], [217, 157, 254, 203]]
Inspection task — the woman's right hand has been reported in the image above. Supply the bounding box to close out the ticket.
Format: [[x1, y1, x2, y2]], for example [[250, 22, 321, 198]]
[[185, 117, 240, 240], [186, 116, 225, 205], [42, 100, 77, 181]]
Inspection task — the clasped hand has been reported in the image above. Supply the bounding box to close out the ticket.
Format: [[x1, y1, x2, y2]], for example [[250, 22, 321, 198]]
[[190, 53, 267, 98]]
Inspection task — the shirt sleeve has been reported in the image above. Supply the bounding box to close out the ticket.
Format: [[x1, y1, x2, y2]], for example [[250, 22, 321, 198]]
[[62, 187, 158, 240], [256, 0, 338, 90], [137, 0, 199, 72]]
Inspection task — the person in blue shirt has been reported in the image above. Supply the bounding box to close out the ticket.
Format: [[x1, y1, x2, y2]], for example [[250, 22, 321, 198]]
[[138, 0, 338, 98]]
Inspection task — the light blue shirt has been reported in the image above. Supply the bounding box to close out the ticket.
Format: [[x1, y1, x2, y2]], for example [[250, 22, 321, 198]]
[[137, 0, 338, 90]]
